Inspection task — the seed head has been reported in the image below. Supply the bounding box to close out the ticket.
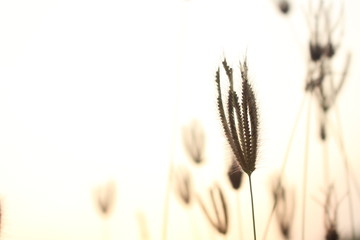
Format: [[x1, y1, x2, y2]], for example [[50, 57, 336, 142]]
[[216, 57, 259, 176], [278, 0, 290, 14], [309, 42, 323, 62], [174, 166, 192, 206], [94, 181, 116, 217], [197, 184, 228, 234], [227, 157, 243, 190], [182, 120, 206, 164]]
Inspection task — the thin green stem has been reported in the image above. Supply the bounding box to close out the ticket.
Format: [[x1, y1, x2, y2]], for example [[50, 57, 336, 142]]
[[248, 175, 257, 240]]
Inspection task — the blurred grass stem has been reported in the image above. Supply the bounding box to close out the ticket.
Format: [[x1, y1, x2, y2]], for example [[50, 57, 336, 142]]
[[333, 103, 355, 239], [263, 94, 307, 240], [301, 93, 312, 240]]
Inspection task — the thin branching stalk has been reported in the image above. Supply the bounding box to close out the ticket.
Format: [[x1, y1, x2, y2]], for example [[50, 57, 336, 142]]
[[324, 52, 355, 239], [333, 104, 355, 239], [263, 94, 308, 240]]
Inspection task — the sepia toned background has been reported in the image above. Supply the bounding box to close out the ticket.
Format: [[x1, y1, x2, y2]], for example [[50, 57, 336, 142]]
[[1, 0, 360, 239]]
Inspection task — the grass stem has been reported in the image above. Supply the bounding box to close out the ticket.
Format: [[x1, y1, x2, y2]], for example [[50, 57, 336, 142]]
[[301, 93, 312, 240], [248, 175, 257, 240], [322, 136, 329, 187], [262, 94, 307, 240], [333, 104, 356, 239]]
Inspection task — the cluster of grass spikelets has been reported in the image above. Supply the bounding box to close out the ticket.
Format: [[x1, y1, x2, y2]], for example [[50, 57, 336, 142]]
[[157, 56, 260, 240], [263, 1, 357, 240], [160, 1, 358, 240], [1, 1, 358, 240]]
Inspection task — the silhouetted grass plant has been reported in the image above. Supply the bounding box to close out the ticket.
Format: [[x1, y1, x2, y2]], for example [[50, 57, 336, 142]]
[[182, 120, 206, 165], [322, 186, 341, 240], [216, 57, 259, 240], [271, 176, 295, 240], [227, 157, 243, 191], [263, 1, 356, 240], [94, 181, 116, 218], [93, 181, 116, 240], [273, 0, 291, 15], [313, 184, 347, 240], [197, 183, 228, 235], [174, 165, 193, 206], [303, 1, 355, 239]]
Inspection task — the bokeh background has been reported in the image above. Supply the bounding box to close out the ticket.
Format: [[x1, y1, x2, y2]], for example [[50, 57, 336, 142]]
[[0, 0, 360, 239]]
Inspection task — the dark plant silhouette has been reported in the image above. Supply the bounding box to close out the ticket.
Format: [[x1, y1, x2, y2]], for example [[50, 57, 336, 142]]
[[174, 166, 193, 206], [94, 181, 116, 218], [227, 156, 243, 191], [262, 2, 354, 240], [272, 179, 295, 240], [321, 186, 342, 240], [182, 119, 206, 165], [216, 57, 259, 176], [303, 2, 354, 239], [306, 0, 344, 63], [197, 184, 228, 235], [227, 155, 244, 239], [275, 0, 291, 14], [216, 57, 259, 239], [305, 0, 350, 125]]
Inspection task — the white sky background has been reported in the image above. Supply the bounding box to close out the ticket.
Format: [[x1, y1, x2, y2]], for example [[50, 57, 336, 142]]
[[0, 0, 360, 240]]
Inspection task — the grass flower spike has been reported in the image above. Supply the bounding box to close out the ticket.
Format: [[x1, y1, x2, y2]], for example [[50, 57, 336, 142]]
[[216, 57, 259, 176], [227, 157, 243, 190], [182, 120, 206, 165], [197, 184, 228, 235], [174, 166, 193, 206], [216, 56, 259, 239]]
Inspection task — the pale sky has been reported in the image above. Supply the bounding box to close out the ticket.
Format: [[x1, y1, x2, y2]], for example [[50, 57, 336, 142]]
[[0, 0, 360, 239]]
